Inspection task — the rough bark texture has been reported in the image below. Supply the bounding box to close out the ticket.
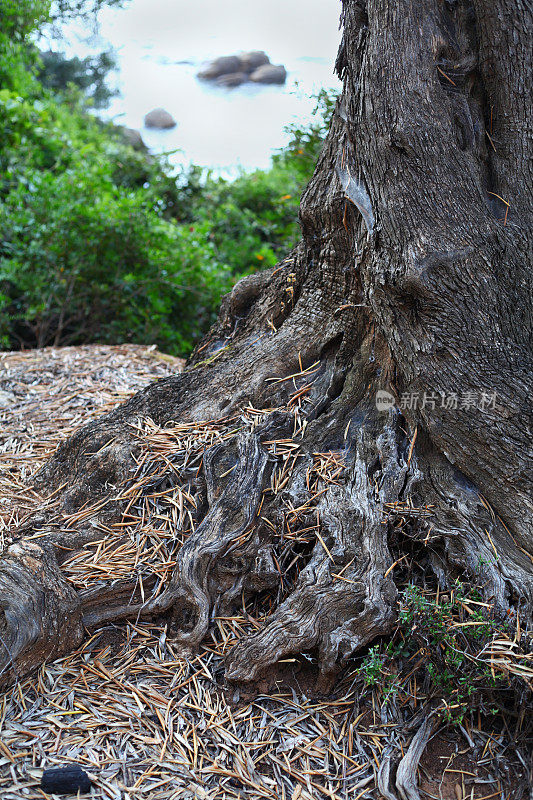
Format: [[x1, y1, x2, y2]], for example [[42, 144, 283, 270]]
[[1, 0, 531, 702]]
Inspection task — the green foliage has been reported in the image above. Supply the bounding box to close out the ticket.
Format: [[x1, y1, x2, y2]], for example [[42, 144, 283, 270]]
[[0, 89, 231, 353], [175, 89, 337, 280], [37, 50, 118, 108], [0, 0, 50, 94], [398, 583, 505, 723], [358, 646, 389, 687], [356, 581, 508, 725], [187, 166, 302, 275], [273, 88, 337, 180]]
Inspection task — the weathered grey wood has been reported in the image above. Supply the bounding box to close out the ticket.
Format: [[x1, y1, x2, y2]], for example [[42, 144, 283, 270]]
[[395, 715, 436, 800], [377, 746, 399, 800]]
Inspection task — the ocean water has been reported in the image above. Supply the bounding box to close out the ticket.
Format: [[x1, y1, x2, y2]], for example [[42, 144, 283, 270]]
[[43, 0, 342, 174]]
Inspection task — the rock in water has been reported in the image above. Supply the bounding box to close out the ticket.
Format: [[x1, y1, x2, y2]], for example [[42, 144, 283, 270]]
[[196, 52, 286, 88], [197, 55, 242, 80], [239, 50, 270, 72], [216, 71, 248, 87], [249, 64, 287, 84], [143, 108, 177, 129], [120, 127, 147, 151], [41, 766, 92, 795]]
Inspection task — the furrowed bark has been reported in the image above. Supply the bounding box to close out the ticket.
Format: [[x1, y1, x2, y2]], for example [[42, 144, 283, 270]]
[[0, 0, 531, 685]]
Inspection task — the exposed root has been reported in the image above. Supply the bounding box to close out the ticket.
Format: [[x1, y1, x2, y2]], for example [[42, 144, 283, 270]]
[[0, 342, 532, 800], [0, 540, 83, 684], [225, 479, 398, 686], [377, 746, 399, 800], [0, 332, 531, 691], [395, 713, 436, 800], [148, 415, 292, 648], [1, 366, 532, 685]]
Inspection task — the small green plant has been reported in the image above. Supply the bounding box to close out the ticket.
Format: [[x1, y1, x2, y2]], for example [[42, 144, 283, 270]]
[[358, 645, 401, 699], [356, 581, 509, 725], [359, 645, 387, 687], [399, 582, 504, 722]]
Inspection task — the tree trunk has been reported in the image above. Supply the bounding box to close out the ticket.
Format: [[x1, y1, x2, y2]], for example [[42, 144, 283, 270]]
[[1, 0, 531, 688]]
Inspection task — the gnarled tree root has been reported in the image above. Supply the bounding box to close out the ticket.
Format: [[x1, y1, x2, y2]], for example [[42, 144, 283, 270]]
[[395, 714, 436, 800], [377, 746, 399, 800], [0, 541, 83, 684], [1, 350, 530, 688]]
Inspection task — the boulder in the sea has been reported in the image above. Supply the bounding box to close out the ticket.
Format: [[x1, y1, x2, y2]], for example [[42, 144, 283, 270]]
[[197, 55, 242, 80], [216, 71, 248, 87], [249, 64, 287, 84], [196, 52, 286, 88], [120, 127, 147, 151], [143, 108, 177, 129], [239, 50, 270, 72]]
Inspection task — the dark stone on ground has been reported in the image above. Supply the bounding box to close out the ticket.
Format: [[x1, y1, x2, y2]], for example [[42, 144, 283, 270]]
[[41, 766, 92, 795]]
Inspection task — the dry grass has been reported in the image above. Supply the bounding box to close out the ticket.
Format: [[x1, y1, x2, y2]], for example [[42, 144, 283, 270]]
[[0, 623, 384, 800], [0, 346, 382, 799], [60, 415, 237, 593], [0, 345, 184, 542]]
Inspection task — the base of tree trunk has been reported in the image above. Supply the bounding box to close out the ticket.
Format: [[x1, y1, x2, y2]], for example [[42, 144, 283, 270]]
[[1, 256, 531, 687]]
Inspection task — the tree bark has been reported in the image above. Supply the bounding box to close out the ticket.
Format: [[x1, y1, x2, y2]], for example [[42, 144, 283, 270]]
[[1, 0, 531, 687]]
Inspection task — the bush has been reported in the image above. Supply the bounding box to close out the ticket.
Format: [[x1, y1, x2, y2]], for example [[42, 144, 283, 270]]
[[0, 0, 49, 94], [0, 90, 231, 354], [176, 89, 337, 279], [356, 581, 514, 725], [273, 88, 337, 180], [37, 50, 118, 108], [188, 165, 303, 274]]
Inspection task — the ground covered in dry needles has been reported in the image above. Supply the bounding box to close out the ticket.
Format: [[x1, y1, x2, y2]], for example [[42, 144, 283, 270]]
[[0, 346, 531, 800]]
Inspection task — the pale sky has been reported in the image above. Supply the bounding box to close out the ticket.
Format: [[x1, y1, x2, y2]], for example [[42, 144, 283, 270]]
[[96, 0, 343, 65]]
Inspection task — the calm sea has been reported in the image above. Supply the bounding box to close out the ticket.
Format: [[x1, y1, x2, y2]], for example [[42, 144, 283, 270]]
[[43, 0, 342, 175]]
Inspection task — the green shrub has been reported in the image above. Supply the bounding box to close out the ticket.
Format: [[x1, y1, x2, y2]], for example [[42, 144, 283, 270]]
[[0, 89, 231, 354], [0, 0, 50, 94], [37, 50, 118, 108], [189, 165, 302, 275], [355, 581, 514, 725], [273, 88, 337, 180], [175, 89, 337, 281]]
